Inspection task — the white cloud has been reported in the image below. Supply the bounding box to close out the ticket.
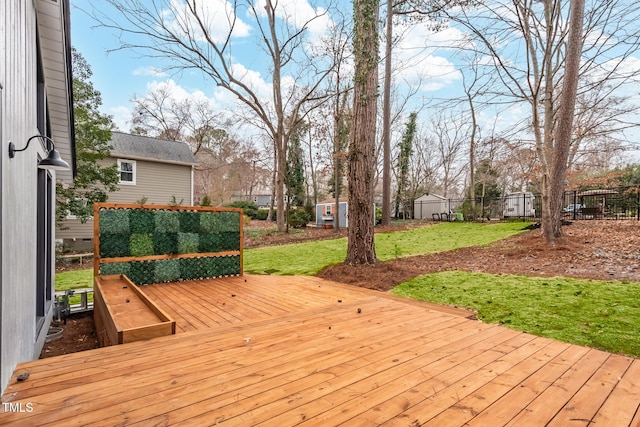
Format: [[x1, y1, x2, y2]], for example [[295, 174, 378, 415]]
[[228, 63, 272, 101], [132, 66, 167, 77], [253, 0, 332, 38], [109, 106, 132, 131], [165, 0, 251, 43], [391, 20, 467, 92]]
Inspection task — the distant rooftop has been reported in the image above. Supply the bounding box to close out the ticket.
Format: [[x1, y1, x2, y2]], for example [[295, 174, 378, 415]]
[[110, 132, 197, 165]]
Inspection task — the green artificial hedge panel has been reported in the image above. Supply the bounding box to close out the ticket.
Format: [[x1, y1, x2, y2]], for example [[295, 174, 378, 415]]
[[130, 233, 154, 256], [199, 212, 222, 233], [100, 233, 131, 258], [99, 209, 130, 234], [128, 260, 156, 285], [154, 210, 180, 233], [178, 232, 199, 254], [218, 211, 241, 232], [153, 232, 178, 255], [98, 207, 242, 284], [99, 256, 241, 286], [154, 259, 181, 283], [179, 211, 201, 233], [198, 233, 224, 253], [129, 209, 156, 234], [99, 261, 131, 277]]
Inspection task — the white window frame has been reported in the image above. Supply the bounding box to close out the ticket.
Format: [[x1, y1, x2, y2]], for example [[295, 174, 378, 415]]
[[65, 198, 88, 220], [117, 159, 136, 185], [325, 204, 333, 215]]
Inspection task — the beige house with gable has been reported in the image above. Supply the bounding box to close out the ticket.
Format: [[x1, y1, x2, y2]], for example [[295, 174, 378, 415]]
[[58, 132, 197, 250]]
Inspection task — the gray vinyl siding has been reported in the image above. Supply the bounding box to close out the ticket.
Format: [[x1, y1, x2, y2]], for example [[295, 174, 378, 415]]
[[2, 0, 73, 394], [56, 219, 94, 243], [57, 157, 193, 243]]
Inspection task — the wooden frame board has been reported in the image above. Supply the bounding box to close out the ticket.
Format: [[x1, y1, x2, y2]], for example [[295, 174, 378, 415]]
[[94, 274, 176, 346]]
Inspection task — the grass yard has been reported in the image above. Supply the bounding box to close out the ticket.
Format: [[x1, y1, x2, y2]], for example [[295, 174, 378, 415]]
[[244, 221, 528, 275], [56, 221, 527, 288], [392, 271, 640, 357], [56, 268, 94, 291], [55, 268, 95, 305]]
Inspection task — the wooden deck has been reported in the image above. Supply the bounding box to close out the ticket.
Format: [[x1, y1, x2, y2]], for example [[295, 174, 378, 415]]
[[2, 275, 639, 426]]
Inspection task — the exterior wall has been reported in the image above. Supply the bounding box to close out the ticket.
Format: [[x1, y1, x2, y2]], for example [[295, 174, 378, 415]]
[[414, 196, 447, 220], [108, 158, 193, 205], [1, 0, 58, 394], [57, 157, 194, 245], [503, 192, 536, 217], [315, 202, 348, 228]]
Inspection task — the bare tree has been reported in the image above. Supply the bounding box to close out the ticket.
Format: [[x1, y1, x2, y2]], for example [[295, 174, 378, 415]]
[[544, 0, 585, 242], [379, 0, 475, 225], [407, 127, 440, 197], [91, 0, 336, 232], [347, 0, 380, 265], [130, 84, 231, 153], [430, 111, 469, 197], [444, 0, 640, 241]]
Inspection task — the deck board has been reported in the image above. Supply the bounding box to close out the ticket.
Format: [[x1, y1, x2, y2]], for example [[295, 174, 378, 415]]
[[1, 275, 638, 426]]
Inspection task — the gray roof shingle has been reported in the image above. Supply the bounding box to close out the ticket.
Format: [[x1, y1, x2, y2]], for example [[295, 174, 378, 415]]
[[110, 132, 197, 165]]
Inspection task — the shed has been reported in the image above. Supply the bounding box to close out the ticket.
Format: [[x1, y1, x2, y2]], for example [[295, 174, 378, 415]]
[[414, 194, 448, 220], [503, 191, 536, 217], [316, 199, 349, 228]]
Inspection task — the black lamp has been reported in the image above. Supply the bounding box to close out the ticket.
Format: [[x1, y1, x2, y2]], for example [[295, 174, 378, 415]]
[[8, 135, 70, 171]]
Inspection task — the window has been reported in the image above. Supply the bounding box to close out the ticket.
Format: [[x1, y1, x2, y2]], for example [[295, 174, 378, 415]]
[[118, 159, 136, 185], [325, 204, 332, 215], [65, 198, 90, 220], [36, 167, 54, 332]]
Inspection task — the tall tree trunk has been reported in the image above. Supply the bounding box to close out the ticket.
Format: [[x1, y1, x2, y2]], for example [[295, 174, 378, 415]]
[[543, 0, 585, 243], [265, 0, 287, 232], [381, 0, 393, 226], [346, 0, 379, 265]]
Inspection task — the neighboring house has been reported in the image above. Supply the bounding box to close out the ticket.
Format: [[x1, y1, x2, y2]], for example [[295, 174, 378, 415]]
[[58, 132, 197, 251], [413, 193, 449, 220], [1, 0, 76, 394], [230, 194, 285, 209], [316, 199, 349, 228]]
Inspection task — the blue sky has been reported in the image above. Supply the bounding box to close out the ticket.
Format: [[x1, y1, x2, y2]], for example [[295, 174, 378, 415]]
[[69, 0, 468, 133], [69, 0, 640, 165]]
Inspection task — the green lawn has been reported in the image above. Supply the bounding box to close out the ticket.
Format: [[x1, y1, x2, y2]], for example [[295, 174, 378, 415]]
[[392, 271, 640, 356], [56, 268, 94, 291], [56, 221, 528, 287], [244, 221, 528, 275], [54, 221, 640, 355]]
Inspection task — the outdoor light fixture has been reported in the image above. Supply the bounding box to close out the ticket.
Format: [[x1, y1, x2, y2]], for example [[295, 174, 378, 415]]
[[8, 135, 70, 171]]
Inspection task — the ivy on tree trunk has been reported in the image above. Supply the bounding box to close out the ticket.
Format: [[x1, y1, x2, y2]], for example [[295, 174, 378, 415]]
[[346, 0, 380, 265]]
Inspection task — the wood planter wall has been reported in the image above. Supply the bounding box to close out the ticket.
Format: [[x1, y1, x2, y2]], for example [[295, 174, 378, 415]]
[[92, 203, 244, 346], [93, 203, 244, 285]]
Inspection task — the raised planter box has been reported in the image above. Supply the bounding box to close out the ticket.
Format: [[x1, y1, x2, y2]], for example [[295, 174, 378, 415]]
[[94, 274, 175, 346]]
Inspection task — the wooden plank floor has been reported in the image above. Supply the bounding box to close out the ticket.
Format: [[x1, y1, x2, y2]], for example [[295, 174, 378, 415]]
[[1, 275, 639, 426]]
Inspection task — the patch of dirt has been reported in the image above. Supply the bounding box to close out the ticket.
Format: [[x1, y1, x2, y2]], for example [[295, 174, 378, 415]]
[[40, 313, 98, 358], [318, 220, 640, 291], [44, 220, 640, 358]]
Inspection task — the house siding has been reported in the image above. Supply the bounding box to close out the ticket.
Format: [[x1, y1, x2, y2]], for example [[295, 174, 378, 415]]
[[1, 0, 68, 394], [57, 157, 194, 245], [109, 158, 193, 205]]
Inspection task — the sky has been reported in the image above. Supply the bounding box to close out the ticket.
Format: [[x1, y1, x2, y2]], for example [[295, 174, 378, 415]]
[[69, 0, 467, 133], [69, 0, 640, 165]]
